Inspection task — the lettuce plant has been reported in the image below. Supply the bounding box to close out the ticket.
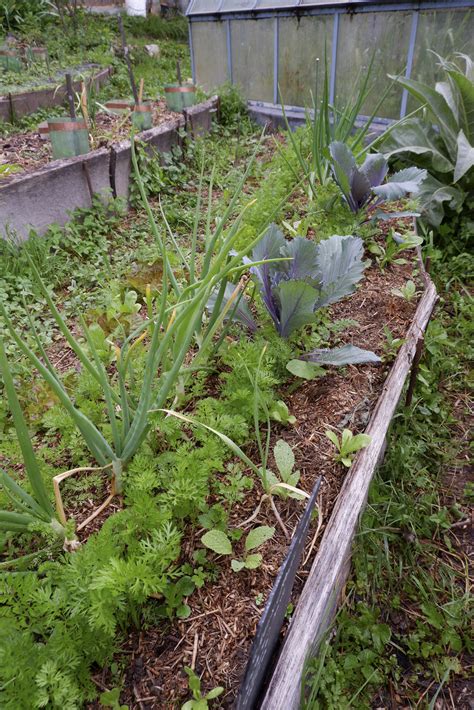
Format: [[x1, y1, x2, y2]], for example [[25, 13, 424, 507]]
[[329, 142, 426, 216]]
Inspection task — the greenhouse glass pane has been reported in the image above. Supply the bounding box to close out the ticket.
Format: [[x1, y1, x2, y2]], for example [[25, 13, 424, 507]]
[[278, 15, 333, 108], [336, 11, 412, 120], [256, 0, 298, 8], [408, 9, 473, 111], [188, 0, 221, 14], [192, 22, 229, 90], [231, 19, 274, 102], [220, 0, 255, 10]]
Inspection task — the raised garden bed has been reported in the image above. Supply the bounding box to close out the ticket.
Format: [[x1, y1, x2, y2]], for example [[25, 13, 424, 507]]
[[0, 99, 180, 182], [0, 65, 113, 122], [79, 242, 437, 708], [0, 96, 218, 240]]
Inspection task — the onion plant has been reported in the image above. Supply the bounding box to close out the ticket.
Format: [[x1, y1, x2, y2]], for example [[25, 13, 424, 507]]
[[279, 52, 395, 195], [0, 136, 277, 501], [0, 338, 66, 541]]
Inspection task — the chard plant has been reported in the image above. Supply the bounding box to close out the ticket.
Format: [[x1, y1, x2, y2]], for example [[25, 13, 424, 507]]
[[0, 338, 67, 543], [329, 142, 427, 218], [0, 136, 273, 509]]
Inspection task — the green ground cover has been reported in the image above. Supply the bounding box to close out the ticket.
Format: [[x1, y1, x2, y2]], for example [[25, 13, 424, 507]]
[[302, 251, 473, 708]]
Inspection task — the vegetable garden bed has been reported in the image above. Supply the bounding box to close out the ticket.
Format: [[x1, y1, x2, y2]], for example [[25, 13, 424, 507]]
[[0, 65, 113, 122], [0, 79, 442, 710], [75, 228, 437, 709]]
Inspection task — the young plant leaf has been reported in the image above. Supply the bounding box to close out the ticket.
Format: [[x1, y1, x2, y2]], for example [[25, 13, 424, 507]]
[[273, 440, 295, 480], [286, 360, 326, 380], [201, 530, 232, 556], [231, 559, 246, 572], [245, 526, 275, 552], [244, 553, 263, 570], [302, 344, 381, 366]]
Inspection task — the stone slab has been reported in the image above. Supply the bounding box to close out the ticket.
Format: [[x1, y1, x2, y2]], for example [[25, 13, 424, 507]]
[[183, 95, 218, 138]]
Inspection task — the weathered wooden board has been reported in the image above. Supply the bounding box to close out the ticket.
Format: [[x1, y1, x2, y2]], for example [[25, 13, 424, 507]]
[[236, 477, 322, 710], [261, 275, 438, 710]]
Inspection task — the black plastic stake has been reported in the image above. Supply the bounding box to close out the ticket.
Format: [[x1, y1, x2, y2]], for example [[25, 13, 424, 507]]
[[118, 16, 139, 105], [65, 73, 76, 119], [176, 60, 182, 86], [235, 476, 323, 710]]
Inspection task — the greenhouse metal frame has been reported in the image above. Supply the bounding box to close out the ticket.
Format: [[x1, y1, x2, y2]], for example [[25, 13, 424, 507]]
[[186, 0, 474, 121]]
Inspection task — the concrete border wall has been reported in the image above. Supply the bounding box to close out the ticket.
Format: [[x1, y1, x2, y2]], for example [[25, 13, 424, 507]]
[[0, 67, 112, 122], [0, 97, 218, 241]]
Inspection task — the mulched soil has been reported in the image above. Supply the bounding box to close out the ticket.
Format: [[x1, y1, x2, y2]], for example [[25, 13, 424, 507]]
[[75, 242, 422, 709], [0, 99, 180, 185]]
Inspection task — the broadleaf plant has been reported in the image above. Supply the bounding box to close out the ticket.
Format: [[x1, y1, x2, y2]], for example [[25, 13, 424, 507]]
[[211, 224, 367, 339], [381, 53, 474, 233], [201, 525, 275, 573], [326, 428, 371, 468], [329, 141, 426, 215]]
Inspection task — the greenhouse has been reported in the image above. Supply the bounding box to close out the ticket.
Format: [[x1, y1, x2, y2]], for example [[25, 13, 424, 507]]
[[188, 0, 473, 120]]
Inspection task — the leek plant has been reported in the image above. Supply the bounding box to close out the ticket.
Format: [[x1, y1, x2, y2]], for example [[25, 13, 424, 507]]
[[279, 53, 394, 195], [0, 338, 66, 541], [0, 136, 275, 501]]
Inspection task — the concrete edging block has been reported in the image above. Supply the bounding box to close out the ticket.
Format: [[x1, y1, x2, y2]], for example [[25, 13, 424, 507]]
[[0, 147, 111, 241], [110, 116, 185, 201], [183, 95, 219, 138], [0, 98, 218, 240]]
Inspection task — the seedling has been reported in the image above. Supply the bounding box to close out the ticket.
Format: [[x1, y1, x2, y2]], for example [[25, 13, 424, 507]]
[[325, 428, 371, 468], [391, 280, 417, 301], [99, 687, 128, 710], [367, 228, 423, 270], [270, 400, 296, 425], [265, 440, 301, 499], [201, 525, 275, 572], [382, 325, 405, 361], [182, 667, 224, 710]]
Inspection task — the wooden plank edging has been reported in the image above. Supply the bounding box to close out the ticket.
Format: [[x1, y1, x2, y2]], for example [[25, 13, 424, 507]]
[[261, 276, 438, 710]]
